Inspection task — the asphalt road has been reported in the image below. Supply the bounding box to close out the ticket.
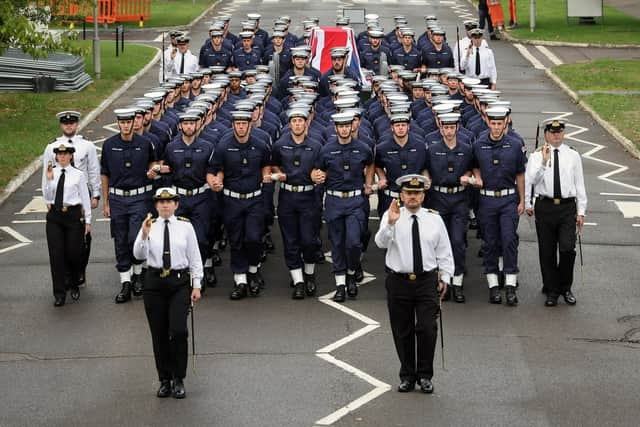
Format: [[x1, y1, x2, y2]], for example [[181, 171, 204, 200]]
[[1, 1, 640, 426]]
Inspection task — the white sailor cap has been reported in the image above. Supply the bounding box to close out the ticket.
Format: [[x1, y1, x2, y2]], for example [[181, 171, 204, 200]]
[[114, 108, 137, 120], [56, 110, 81, 123], [485, 107, 510, 119], [331, 112, 355, 124]]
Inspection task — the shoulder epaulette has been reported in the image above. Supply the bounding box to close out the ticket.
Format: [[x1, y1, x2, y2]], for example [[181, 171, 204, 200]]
[[151, 218, 158, 223], [569, 146, 577, 151], [427, 208, 440, 215], [535, 146, 544, 152], [178, 216, 190, 222]]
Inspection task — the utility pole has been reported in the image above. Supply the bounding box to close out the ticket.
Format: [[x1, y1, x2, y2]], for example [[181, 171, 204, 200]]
[[93, 0, 101, 78], [530, 0, 536, 32]]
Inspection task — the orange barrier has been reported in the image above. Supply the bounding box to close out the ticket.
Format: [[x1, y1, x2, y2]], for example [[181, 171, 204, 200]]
[[46, 0, 150, 24], [488, 0, 505, 29]]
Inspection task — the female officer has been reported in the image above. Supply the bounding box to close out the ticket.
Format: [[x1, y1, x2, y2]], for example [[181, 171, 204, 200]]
[[43, 143, 91, 307], [133, 187, 202, 399]]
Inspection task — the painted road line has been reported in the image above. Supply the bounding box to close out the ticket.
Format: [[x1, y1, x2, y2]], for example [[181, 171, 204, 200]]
[[584, 222, 598, 226], [514, 43, 546, 70], [632, 224, 640, 227], [535, 45, 563, 66], [612, 201, 640, 218], [16, 196, 48, 214], [601, 192, 640, 197], [314, 353, 391, 426], [314, 251, 389, 425], [12, 218, 110, 224], [0, 226, 32, 254], [1, 226, 32, 243]]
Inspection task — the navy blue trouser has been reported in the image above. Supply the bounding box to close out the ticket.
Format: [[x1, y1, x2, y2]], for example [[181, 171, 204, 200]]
[[109, 194, 148, 272], [427, 191, 469, 276], [222, 194, 264, 273], [477, 194, 520, 274], [325, 195, 367, 275], [277, 190, 319, 270]]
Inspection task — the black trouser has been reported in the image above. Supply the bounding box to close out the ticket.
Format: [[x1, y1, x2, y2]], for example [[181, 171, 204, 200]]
[[534, 199, 577, 297], [46, 206, 84, 299], [143, 269, 191, 381], [385, 271, 439, 382], [81, 232, 91, 275]]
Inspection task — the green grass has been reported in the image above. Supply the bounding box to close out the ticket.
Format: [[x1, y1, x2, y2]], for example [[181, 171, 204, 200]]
[[553, 59, 640, 147], [500, 0, 640, 45], [583, 94, 640, 146], [0, 41, 156, 189], [52, 0, 216, 29], [553, 59, 640, 91]]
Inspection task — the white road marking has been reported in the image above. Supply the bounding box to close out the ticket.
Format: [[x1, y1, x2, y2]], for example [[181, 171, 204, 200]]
[[601, 192, 640, 197], [632, 224, 640, 227], [440, 0, 456, 3], [16, 196, 48, 214], [313, 251, 390, 425], [103, 123, 120, 134], [514, 43, 546, 70], [535, 45, 563, 66], [314, 354, 391, 426], [0, 226, 32, 254], [612, 201, 640, 218]]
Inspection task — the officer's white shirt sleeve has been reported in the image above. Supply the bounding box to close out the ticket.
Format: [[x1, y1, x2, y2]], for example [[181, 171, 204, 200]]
[[377, 208, 455, 281], [133, 216, 204, 287], [526, 144, 587, 215], [82, 137, 102, 198], [374, 211, 396, 249]]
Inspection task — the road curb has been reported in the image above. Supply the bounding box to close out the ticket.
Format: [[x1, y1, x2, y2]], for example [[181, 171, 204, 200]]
[[545, 68, 640, 159], [0, 0, 222, 207]]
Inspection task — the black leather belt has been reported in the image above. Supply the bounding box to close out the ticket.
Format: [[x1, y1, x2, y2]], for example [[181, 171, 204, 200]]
[[388, 269, 435, 281], [147, 267, 189, 277], [538, 196, 576, 205], [51, 204, 81, 213]]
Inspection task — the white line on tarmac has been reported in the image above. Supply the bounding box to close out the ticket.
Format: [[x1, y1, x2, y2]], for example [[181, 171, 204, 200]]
[[584, 222, 598, 226], [633, 224, 640, 227], [314, 354, 391, 426], [514, 43, 546, 70], [0, 226, 32, 243], [312, 255, 390, 425], [535, 45, 563, 66], [601, 192, 640, 197], [0, 242, 30, 255], [12, 218, 110, 224]]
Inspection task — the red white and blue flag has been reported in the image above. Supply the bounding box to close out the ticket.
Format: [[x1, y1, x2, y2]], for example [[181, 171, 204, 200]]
[[309, 26, 370, 88]]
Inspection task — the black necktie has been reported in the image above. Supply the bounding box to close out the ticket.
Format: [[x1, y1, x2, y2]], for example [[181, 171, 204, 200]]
[[179, 52, 185, 74], [163, 219, 171, 271], [553, 148, 561, 199], [475, 47, 481, 76], [54, 169, 65, 209], [412, 215, 424, 274]]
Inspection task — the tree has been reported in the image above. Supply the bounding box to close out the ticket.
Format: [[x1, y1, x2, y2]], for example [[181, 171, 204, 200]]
[[0, 0, 90, 59]]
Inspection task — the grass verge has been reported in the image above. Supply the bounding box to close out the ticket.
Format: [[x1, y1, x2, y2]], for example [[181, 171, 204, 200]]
[[0, 41, 156, 190], [553, 59, 640, 148], [494, 0, 640, 45]]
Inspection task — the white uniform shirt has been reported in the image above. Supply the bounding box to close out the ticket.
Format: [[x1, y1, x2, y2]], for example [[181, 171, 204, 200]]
[[459, 44, 497, 84], [453, 37, 488, 72], [375, 207, 455, 283], [43, 165, 92, 223], [159, 46, 177, 82], [525, 143, 587, 215], [165, 49, 199, 80], [133, 215, 204, 286], [43, 135, 101, 199]]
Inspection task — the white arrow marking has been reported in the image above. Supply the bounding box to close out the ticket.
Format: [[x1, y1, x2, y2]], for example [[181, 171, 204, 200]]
[[0, 226, 32, 254]]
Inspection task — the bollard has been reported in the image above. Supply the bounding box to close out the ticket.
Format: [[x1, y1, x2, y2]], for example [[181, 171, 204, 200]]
[[121, 25, 124, 53], [82, 20, 86, 40], [115, 26, 119, 57]]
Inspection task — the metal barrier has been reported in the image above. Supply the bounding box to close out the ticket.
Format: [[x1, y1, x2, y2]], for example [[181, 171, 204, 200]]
[[45, 0, 150, 24]]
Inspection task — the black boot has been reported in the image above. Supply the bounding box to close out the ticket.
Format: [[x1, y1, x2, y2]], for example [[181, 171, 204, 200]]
[[115, 281, 132, 304], [157, 379, 172, 398], [230, 283, 247, 300], [205, 266, 217, 287], [303, 273, 317, 296], [70, 285, 80, 301], [505, 286, 518, 306], [131, 273, 143, 297], [248, 274, 261, 297], [469, 217, 478, 230], [172, 378, 186, 399], [346, 274, 358, 299], [254, 270, 265, 289], [354, 266, 364, 283], [264, 233, 275, 253], [212, 250, 222, 266], [292, 282, 305, 299], [489, 287, 502, 304], [333, 285, 346, 302], [451, 285, 465, 303]]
